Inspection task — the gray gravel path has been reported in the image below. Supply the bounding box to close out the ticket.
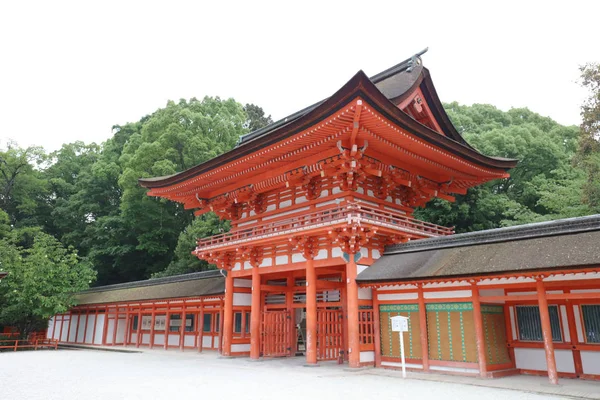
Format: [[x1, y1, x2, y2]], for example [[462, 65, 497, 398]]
[[0, 349, 569, 400]]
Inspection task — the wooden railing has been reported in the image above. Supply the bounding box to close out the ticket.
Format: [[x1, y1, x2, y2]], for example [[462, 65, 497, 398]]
[[0, 338, 58, 351], [196, 204, 453, 250]]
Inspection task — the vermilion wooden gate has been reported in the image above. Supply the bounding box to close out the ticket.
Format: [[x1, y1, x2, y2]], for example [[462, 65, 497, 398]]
[[261, 311, 291, 357], [317, 309, 343, 361]]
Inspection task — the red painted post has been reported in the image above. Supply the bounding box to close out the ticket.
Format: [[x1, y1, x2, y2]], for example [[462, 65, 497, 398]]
[[198, 299, 205, 352], [471, 282, 488, 378], [149, 309, 156, 349], [52, 315, 58, 340], [123, 310, 130, 346], [164, 311, 171, 350], [306, 257, 317, 365], [58, 314, 65, 343], [66, 312, 73, 343], [537, 278, 559, 385], [111, 309, 119, 346], [180, 302, 186, 352], [287, 274, 295, 356], [564, 296, 583, 377], [92, 309, 98, 345], [222, 272, 234, 356], [82, 310, 89, 344], [250, 265, 261, 360], [372, 288, 382, 367], [417, 284, 430, 372], [346, 255, 360, 368]]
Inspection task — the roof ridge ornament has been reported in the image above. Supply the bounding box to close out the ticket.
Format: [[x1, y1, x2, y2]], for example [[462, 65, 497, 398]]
[[406, 47, 429, 72]]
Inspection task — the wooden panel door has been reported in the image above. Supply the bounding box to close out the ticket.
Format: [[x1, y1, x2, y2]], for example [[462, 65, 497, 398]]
[[262, 311, 291, 357], [317, 309, 343, 361]]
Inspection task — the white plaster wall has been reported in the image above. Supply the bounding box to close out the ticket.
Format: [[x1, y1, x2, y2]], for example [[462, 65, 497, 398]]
[[296, 196, 307, 204], [232, 262, 242, 271], [68, 315, 79, 342], [359, 247, 369, 259], [372, 249, 381, 259], [54, 320, 62, 340], [560, 305, 570, 342], [378, 293, 418, 301], [314, 249, 327, 260], [84, 315, 95, 344], [430, 366, 479, 373], [359, 351, 374, 363], [332, 247, 343, 258], [154, 333, 165, 345], [202, 336, 213, 348], [61, 318, 70, 342], [105, 319, 115, 344], [141, 333, 150, 345], [233, 293, 252, 306], [130, 332, 138, 343], [382, 361, 423, 369], [424, 290, 472, 299], [479, 289, 504, 297], [115, 318, 126, 343], [47, 317, 54, 339], [184, 336, 195, 347], [76, 315, 86, 343], [275, 255, 288, 265], [574, 305, 585, 342], [93, 314, 105, 345], [291, 253, 304, 262], [231, 343, 250, 352], [259, 258, 272, 267], [509, 306, 517, 340], [358, 287, 372, 300], [515, 348, 547, 371], [279, 199, 292, 208], [168, 334, 179, 346], [581, 351, 600, 375], [555, 349, 576, 373]]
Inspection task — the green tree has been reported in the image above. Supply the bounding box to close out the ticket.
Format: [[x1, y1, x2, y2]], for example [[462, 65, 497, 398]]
[[576, 63, 600, 211], [244, 103, 273, 132], [0, 228, 96, 336]]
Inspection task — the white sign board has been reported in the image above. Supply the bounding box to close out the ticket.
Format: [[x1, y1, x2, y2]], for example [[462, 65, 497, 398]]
[[391, 315, 408, 332], [390, 315, 409, 378]]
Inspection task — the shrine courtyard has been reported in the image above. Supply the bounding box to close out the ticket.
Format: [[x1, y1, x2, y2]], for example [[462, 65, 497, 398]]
[[2, 349, 599, 399]]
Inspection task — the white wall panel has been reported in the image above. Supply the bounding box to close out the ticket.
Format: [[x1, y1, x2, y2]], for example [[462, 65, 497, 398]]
[[581, 351, 600, 375], [359, 351, 374, 362], [93, 314, 105, 345], [515, 348, 547, 371]]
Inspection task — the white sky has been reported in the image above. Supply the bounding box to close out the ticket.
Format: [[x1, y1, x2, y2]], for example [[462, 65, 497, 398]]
[[1, 0, 599, 151]]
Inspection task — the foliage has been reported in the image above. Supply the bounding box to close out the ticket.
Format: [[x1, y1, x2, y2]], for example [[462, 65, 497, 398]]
[[415, 104, 591, 231], [576, 63, 600, 212], [0, 228, 95, 336]]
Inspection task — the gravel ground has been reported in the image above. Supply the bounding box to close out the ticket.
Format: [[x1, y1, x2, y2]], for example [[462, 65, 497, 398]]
[[1, 349, 569, 400]]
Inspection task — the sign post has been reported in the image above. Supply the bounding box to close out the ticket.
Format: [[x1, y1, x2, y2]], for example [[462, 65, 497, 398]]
[[390, 315, 409, 378]]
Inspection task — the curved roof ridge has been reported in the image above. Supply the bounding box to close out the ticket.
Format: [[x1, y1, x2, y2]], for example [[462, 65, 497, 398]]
[[384, 214, 600, 255], [79, 269, 222, 294]]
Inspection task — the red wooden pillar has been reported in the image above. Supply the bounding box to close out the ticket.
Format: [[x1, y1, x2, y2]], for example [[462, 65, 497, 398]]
[[286, 274, 295, 356], [101, 308, 110, 345], [198, 299, 204, 352], [218, 302, 224, 352], [52, 314, 58, 341], [222, 271, 234, 356], [82, 310, 89, 344], [372, 288, 382, 367], [92, 309, 98, 345], [536, 278, 559, 385], [180, 302, 187, 352], [346, 255, 360, 368], [58, 314, 65, 342], [74, 312, 81, 343], [123, 310, 130, 346], [250, 265, 261, 360], [164, 310, 171, 350], [471, 282, 488, 378], [66, 312, 73, 343], [136, 309, 142, 348], [340, 269, 349, 362], [417, 284, 430, 372], [111, 309, 119, 346], [306, 257, 318, 365], [149, 309, 156, 349], [503, 303, 516, 368], [564, 294, 583, 377]]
